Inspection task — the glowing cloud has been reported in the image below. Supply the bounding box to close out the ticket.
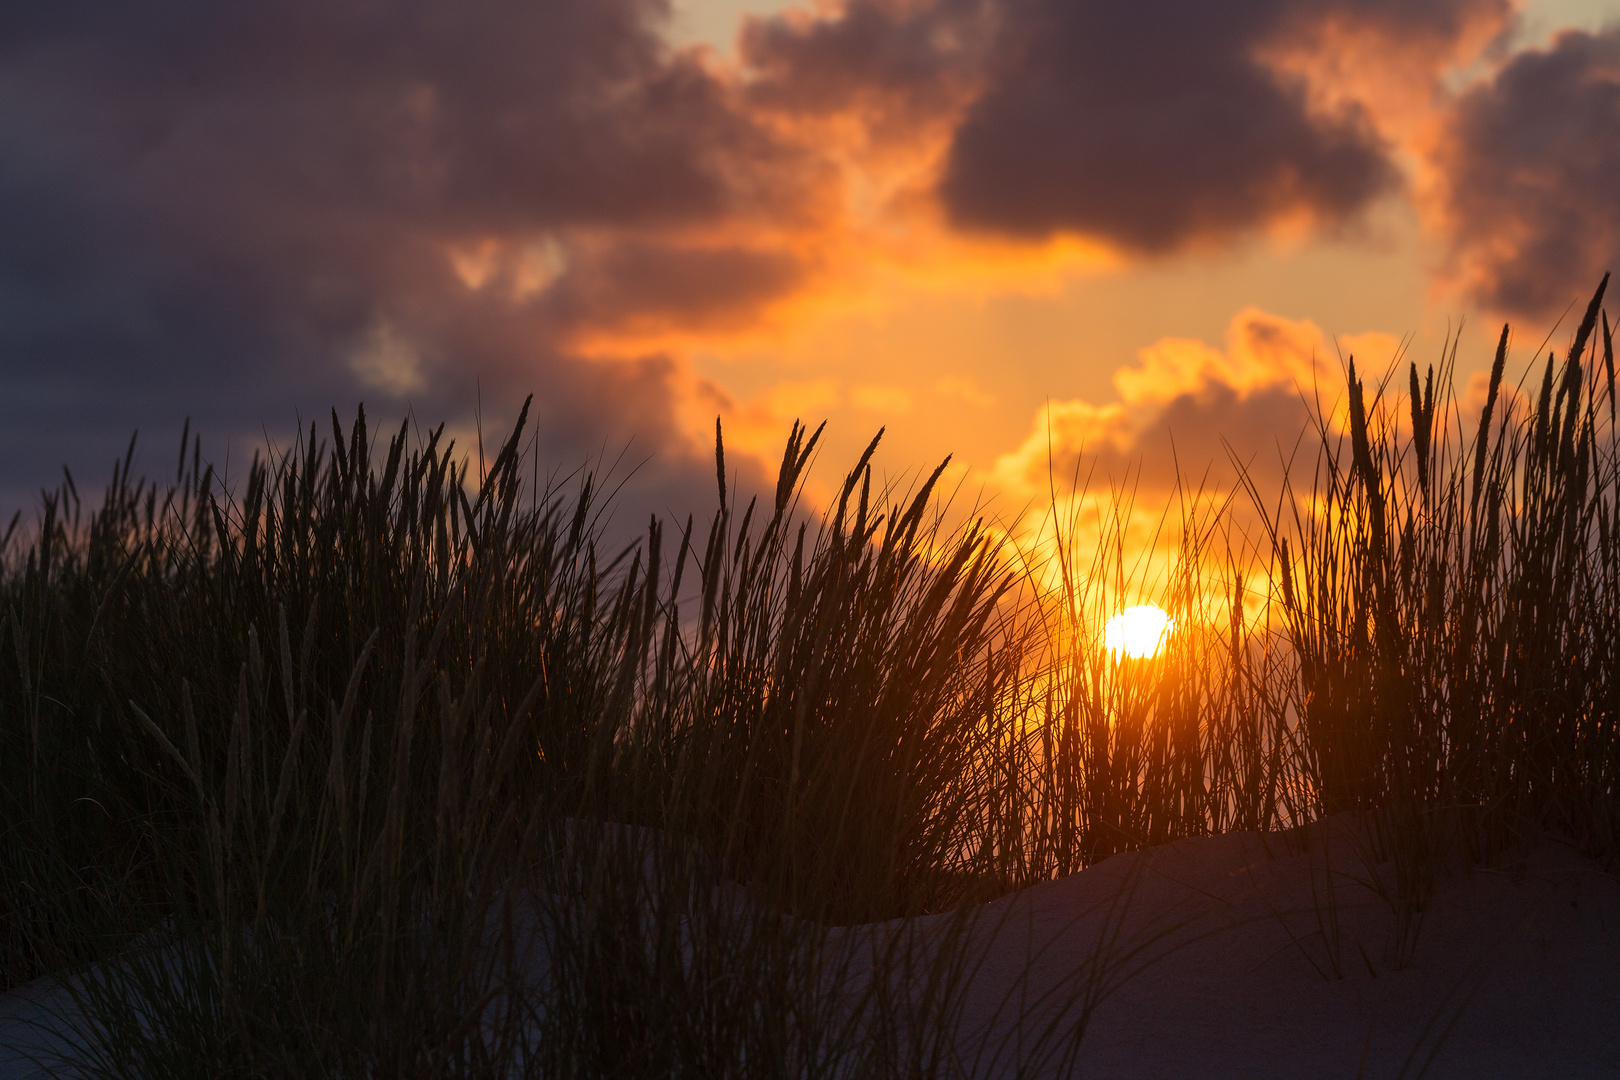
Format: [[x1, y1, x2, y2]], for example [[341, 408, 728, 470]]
[[993, 307, 1399, 501]]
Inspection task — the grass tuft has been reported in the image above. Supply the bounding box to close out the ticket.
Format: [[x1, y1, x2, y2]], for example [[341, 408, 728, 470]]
[[2, 276, 1616, 1075]]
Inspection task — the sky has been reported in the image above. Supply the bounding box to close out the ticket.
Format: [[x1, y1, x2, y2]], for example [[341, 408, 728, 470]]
[[1, 0, 1617, 551]]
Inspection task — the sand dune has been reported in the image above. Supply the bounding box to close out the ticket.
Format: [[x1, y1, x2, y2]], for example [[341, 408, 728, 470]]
[[4, 817, 1615, 1079], [913, 817, 1620, 1077]]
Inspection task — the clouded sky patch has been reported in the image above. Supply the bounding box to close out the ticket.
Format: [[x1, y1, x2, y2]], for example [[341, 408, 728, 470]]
[[0, 0, 1609, 538], [1435, 26, 1620, 319]]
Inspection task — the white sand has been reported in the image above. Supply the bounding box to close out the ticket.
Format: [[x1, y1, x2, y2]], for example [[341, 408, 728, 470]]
[[4, 817, 1616, 1078]]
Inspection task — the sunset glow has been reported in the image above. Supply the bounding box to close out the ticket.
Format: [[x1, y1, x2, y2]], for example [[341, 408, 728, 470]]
[[0, 0, 1614, 570], [1103, 605, 1175, 660], [2, 5, 1618, 1072]]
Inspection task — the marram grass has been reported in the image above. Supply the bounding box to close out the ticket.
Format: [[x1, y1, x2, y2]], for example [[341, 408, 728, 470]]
[[1, 276, 1616, 1077]]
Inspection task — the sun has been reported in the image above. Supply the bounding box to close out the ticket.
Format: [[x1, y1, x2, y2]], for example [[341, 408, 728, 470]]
[[1103, 604, 1175, 659]]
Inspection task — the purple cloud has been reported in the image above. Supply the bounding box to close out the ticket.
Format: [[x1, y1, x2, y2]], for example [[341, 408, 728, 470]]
[[1436, 27, 1620, 319]]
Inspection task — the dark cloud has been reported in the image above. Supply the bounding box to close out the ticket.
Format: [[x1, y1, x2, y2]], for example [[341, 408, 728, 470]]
[[740, 0, 1505, 251], [938, 0, 1514, 250], [553, 242, 807, 331], [1437, 27, 1620, 319], [740, 0, 992, 126], [0, 0, 791, 521]]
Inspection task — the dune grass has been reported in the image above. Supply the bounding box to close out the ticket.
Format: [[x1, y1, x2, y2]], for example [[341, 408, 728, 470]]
[[1, 276, 1615, 1076]]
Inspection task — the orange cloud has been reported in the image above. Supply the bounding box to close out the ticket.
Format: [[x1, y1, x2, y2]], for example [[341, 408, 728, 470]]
[[993, 308, 1402, 503]]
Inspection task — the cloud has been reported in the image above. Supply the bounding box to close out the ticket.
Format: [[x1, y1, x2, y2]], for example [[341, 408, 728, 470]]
[[552, 240, 809, 338], [986, 306, 1416, 599], [936, 0, 1506, 251], [1434, 27, 1620, 319], [740, 0, 992, 130], [738, 0, 1508, 257], [0, 0, 1545, 530], [0, 0, 799, 519], [992, 308, 1399, 500], [348, 320, 429, 396], [1115, 309, 1349, 408]]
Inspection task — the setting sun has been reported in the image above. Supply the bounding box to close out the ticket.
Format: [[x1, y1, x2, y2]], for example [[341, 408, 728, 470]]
[[1103, 605, 1175, 659]]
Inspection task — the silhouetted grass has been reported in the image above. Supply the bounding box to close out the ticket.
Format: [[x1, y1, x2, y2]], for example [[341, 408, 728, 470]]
[[1, 276, 1615, 1075], [0, 403, 1077, 1076]]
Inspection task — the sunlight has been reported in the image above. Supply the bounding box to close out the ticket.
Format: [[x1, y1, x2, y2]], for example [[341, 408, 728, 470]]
[[1103, 604, 1175, 659]]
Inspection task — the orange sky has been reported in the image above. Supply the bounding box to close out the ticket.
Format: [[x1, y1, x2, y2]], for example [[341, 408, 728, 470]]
[[1, 0, 1615, 557], [566, 0, 1620, 531]]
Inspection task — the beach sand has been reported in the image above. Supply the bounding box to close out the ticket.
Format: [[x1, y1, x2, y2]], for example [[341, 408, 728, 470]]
[[4, 816, 1615, 1079]]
